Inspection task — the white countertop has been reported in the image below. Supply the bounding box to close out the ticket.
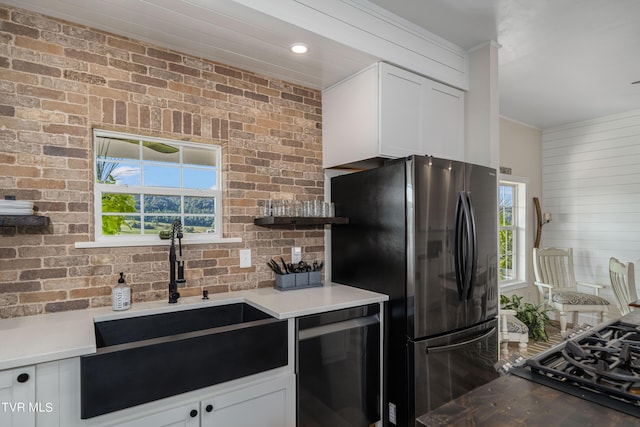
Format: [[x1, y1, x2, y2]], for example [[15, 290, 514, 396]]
[[0, 283, 387, 371]]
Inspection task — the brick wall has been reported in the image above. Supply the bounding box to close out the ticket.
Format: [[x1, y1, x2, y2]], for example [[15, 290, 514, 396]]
[[0, 5, 325, 318]]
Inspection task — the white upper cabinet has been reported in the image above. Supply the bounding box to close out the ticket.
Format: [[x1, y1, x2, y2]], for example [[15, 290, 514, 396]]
[[323, 62, 465, 169], [424, 80, 466, 162], [379, 64, 426, 158]]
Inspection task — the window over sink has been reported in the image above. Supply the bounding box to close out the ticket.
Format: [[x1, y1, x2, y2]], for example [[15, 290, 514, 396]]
[[91, 129, 222, 244]]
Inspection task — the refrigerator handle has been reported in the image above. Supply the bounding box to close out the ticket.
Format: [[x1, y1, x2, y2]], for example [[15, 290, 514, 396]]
[[465, 192, 478, 300], [454, 192, 465, 300], [425, 326, 497, 353], [459, 192, 474, 300]]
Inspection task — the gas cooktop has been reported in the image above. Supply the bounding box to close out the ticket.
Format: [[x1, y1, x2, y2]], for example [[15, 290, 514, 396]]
[[511, 320, 640, 418]]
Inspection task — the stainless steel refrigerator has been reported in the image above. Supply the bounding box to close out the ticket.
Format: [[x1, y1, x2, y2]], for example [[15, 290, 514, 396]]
[[331, 155, 499, 426]]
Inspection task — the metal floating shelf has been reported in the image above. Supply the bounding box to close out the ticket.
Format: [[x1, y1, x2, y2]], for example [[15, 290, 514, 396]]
[[0, 215, 50, 227], [253, 216, 349, 227]]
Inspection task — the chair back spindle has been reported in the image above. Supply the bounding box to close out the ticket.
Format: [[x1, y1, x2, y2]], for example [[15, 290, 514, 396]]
[[609, 257, 637, 316], [534, 247, 577, 291]]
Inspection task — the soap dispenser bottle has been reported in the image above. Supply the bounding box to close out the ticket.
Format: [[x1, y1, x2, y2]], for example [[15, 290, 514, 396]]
[[112, 272, 131, 311]]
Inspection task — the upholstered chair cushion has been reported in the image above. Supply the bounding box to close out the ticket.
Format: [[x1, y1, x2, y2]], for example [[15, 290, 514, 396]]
[[552, 291, 610, 306]]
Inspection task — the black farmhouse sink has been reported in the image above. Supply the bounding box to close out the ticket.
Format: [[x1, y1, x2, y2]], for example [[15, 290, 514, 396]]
[[81, 303, 288, 419]]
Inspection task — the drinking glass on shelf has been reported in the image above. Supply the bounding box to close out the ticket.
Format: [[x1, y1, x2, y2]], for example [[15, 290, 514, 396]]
[[302, 200, 313, 216], [278, 200, 288, 217], [325, 202, 335, 218], [319, 201, 327, 217], [312, 200, 322, 217], [272, 200, 284, 217], [283, 200, 294, 217], [292, 201, 302, 217], [259, 200, 272, 217]]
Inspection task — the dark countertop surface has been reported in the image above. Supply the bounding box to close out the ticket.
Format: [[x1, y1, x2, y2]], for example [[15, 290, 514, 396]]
[[417, 374, 639, 427]]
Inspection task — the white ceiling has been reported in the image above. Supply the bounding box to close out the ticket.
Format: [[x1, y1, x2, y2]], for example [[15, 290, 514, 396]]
[[370, 0, 640, 129], [7, 0, 640, 129]]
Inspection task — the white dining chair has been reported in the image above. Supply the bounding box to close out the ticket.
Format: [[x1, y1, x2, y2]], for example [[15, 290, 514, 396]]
[[533, 247, 610, 333]]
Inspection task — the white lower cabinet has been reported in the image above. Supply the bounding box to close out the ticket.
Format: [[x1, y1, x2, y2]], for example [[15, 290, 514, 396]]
[[0, 365, 36, 427], [116, 403, 200, 427], [201, 374, 295, 426], [114, 374, 295, 427]]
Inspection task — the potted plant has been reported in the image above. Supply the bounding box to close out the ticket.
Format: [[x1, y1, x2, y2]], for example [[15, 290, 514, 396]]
[[500, 295, 550, 342]]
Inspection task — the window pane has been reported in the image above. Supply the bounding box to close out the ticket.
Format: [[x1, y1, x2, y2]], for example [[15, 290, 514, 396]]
[[95, 135, 141, 185], [144, 195, 181, 214], [184, 196, 215, 214], [183, 145, 217, 167], [499, 229, 514, 281], [183, 167, 217, 190], [102, 193, 139, 213], [96, 136, 140, 161], [142, 215, 179, 235], [98, 160, 141, 186], [143, 164, 181, 188], [142, 140, 180, 163], [500, 254, 514, 281], [102, 214, 139, 235], [498, 185, 514, 226], [183, 215, 216, 233]]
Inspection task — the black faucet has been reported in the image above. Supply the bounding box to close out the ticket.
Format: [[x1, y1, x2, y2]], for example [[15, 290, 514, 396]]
[[168, 219, 186, 303]]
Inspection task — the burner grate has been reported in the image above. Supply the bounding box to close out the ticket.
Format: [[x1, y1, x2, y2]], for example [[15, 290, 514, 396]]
[[515, 320, 640, 416]]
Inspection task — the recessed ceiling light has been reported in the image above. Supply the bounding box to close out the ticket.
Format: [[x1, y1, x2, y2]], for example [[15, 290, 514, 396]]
[[290, 43, 308, 54]]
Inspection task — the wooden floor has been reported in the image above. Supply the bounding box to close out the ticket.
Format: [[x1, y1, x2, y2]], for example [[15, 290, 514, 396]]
[[504, 320, 564, 359]]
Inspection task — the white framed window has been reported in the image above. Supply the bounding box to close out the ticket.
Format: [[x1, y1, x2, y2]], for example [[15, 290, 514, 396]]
[[89, 129, 223, 245], [498, 176, 527, 287]]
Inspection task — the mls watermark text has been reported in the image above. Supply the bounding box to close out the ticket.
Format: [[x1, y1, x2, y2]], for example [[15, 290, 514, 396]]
[[1, 402, 54, 413]]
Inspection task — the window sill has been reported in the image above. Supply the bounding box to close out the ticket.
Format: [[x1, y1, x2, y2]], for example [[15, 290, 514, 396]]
[[75, 236, 242, 249], [499, 281, 529, 292]]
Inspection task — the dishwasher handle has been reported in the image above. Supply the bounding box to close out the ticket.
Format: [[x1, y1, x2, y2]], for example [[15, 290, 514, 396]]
[[298, 314, 379, 341]]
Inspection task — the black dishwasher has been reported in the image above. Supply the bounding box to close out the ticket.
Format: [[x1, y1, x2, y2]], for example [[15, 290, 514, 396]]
[[296, 304, 380, 427]]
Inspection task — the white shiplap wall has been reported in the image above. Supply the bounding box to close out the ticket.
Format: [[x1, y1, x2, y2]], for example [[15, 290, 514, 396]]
[[542, 109, 640, 319]]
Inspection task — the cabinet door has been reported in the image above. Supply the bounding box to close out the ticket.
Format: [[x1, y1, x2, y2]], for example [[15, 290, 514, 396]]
[[322, 63, 379, 168], [0, 366, 36, 427], [379, 62, 428, 158], [116, 403, 200, 427], [201, 374, 295, 427], [424, 80, 465, 161], [36, 361, 61, 427]]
